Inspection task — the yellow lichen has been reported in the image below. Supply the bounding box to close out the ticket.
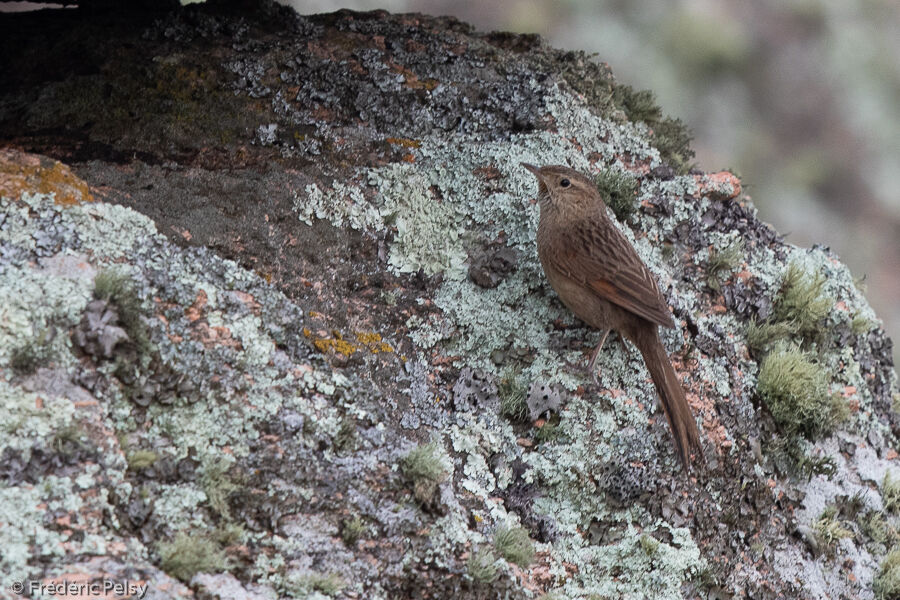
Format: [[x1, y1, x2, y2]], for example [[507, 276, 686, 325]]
[[355, 332, 394, 354], [355, 332, 382, 344], [312, 336, 358, 357]]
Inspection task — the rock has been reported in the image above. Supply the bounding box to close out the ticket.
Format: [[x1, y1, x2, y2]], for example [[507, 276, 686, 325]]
[[0, 3, 896, 599]]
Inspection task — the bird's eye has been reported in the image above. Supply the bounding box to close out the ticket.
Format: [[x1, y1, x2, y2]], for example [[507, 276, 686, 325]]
[[559, 178, 571, 188]]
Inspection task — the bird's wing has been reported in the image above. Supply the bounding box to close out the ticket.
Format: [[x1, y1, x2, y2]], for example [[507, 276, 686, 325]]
[[545, 217, 675, 328]]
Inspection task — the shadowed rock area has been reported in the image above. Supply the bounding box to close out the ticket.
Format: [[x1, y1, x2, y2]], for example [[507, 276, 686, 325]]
[[0, 2, 897, 599]]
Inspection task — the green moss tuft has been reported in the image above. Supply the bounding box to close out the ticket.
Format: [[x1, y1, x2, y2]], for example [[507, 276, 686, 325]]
[[94, 269, 152, 357], [493, 525, 535, 568], [213, 523, 245, 546], [861, 510, 897, 547], [608, 84, 694, 173], [765, 436, 837, 481], [875, 547, 900, 600], [202, 458, 240, 521], [707, 239, 744, 291], [757, 343, 846, 440], [400, 442, 447, 505], [813, 505, 852, 556], [595, 168, 639, 221], [158, 532, 228, 583], [126, 450, 159, 471], [883, 472, 900, 514], [851, 313, 876, 335], [639, 534, 660, 556], [333, 417, 357, 453], [534, 417, 562, 444], [772, 262, 833, 344], [652, 117, 695, 174], [467, 547, 500, 583], [341, 515, 366, 546], [499, 371, 529, 422], [9, 343, 43, 375], [611, 85, 663, 125], [285, 573, 345, 597], [746, 319, 798, 356]]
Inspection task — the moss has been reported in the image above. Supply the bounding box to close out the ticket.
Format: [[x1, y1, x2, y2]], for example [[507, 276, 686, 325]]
[[158, 532, 228, 583], [757, 342, 846, 440], [707, 239, 744, 291], [652, 117, 695, 174], [611, 85, 663, 124], [499, 371, 528, 422], [746, 319, 798, 356], [286, 573, 346, 597], [93, 269, 151, 357], [213, 523, 245, 546], [52, 425, 88, 457], [126, 450, 159, 471], [9, 343, 44, 375], [813, 505, 852, 556], [534, 417, 562, 444], [467, 547, 500, 583], [851, 313, 876, 335], [400, 442, 447, 505], [333, 417, 357, 453], [784, 445, 837, 481], [883, 472, 900, 514], [639, 534, 660, 556], [875, 547, 900, 600], [594, 168, 639, 221], [341, 515, 366, 546], [861, 510, 897, 546], [772, 262, 833, 344], [493, 525, 535, 568], [201, 458, 240, 521]]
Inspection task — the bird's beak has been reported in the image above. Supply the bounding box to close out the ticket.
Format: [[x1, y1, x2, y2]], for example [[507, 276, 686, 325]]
[[520, 162, 541, 177]]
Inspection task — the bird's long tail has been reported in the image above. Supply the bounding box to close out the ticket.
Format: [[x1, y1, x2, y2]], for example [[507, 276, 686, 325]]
[[632, 327, 702, 469]]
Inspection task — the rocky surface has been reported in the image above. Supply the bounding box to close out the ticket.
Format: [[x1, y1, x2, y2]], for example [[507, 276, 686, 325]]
[[0, 2, 897, 599]]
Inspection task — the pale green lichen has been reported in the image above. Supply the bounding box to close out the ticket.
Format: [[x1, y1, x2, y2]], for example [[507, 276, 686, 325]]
[[294, 181, 382, 231], [0, 382, 75, 453]]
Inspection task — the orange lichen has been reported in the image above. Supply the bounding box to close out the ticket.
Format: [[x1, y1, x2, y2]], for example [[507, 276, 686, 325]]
[[0, 148, 93, 206], [385, 137, 422, 148]]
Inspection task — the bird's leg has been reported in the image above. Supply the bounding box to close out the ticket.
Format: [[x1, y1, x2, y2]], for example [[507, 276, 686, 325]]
[[588, 329, 611, 384]]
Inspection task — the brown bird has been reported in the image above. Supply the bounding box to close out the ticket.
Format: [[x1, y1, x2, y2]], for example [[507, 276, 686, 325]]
[[522, 163, 702, 469]]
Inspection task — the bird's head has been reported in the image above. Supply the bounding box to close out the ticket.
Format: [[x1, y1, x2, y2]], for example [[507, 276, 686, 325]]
[[520, 163, 601, 212]]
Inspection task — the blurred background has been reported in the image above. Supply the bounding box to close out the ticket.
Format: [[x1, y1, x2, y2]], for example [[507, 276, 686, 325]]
[[292, 0, 900, 355]]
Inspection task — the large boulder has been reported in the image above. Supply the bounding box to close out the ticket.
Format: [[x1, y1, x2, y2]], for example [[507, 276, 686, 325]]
[[0, 2, 896, 598]]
